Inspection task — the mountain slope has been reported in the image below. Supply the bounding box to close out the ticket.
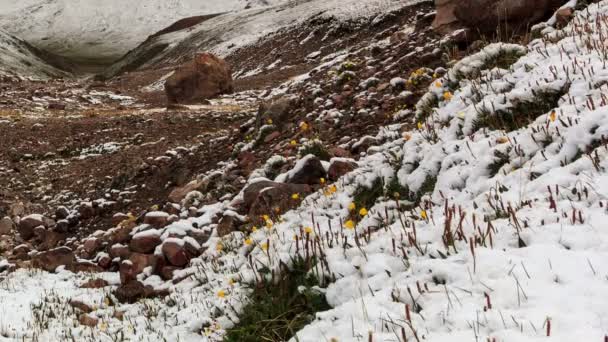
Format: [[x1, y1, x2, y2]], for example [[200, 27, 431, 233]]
[[0, 29, 70, 78], [103, 0, 424, 78], [0, 0, 287, 62]]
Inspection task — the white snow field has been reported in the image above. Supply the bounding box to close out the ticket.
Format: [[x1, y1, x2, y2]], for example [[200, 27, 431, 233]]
[[0, 0, 287, 61], [2, 1, 608, 341]]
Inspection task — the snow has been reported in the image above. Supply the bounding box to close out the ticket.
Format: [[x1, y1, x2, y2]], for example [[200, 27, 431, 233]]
[[3, 1, 608, 341], [0, 0, 288, 60], [105, 0, 423, 77], [0, 29, 68, 78]]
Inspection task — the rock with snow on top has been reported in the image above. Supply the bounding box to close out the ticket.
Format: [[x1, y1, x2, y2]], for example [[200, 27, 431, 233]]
[[129, 229, 162, 253]]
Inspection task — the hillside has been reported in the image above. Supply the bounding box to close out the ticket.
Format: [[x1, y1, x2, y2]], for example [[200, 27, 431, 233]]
[[0, 0, 287, 63], [0, 29, 70, 78], [1, 0, 608, 341]]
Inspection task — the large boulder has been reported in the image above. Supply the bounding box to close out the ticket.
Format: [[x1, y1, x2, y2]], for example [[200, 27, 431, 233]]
[[165, 52, 233, 104], [433, 0, 566, 34]]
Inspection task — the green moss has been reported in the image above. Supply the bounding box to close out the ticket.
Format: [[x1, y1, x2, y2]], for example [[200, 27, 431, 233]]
[[225, 258, 330, 342]]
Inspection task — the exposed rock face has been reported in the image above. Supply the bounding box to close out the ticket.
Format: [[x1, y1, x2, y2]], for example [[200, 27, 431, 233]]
[[165, 53, 233, 104], [433, 0, 566, 34]]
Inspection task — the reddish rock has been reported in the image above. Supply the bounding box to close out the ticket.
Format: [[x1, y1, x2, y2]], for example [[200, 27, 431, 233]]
[[285, 155, 327, 185], [109, 244, 131, 259], [119, 260, 137, 285], [328, 158, 358, 181], [80, 278, 109, 289], [264, 131, 281, 143], [143, 212, 170, 229], [31, 246, 76, 272], [165, 52, 233, 104], [129, 230, 162, 254], [17, 214, 47, 240], [242, 180, 312, 216], [119, 253, 161, 284], [160, 266, 180, 280], [555, 7, 574, 28], [98, 254, 112, 269], [112, 213, 130, 226], [161, 239, 189, 267], [113, 280, 158, 304], [168, 179, 205, 203], [129, 253, 160, 275], [83, 237, 101, 255], [48, 102, 66, 110], [435, 0, 566, 34], [70, 261, 103, 273], [70, 299, 93, 313], [79, 314, 98, 327], [217, 213, 244, 237]]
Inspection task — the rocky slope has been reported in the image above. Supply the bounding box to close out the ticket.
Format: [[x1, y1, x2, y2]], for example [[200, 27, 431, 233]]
[[1, 0, 607, 342]]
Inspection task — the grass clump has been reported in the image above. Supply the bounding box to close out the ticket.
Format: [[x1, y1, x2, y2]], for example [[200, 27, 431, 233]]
[[473, 85, 568, 133], [225, 257, 330, 342]]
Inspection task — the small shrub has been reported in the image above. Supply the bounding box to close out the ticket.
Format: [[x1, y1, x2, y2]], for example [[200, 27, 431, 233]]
[[225, 257, 330, 342]]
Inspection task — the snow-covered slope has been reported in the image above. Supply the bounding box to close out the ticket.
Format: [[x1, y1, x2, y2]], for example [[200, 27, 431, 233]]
[[0, 0, 286, 62], [0, 29, 69, 78], [103, 0, 422, 77]]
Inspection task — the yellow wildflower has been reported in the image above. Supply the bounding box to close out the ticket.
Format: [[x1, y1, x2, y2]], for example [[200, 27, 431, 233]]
[[217, 290, 226, 298], [261, 242, 269, 251], [251, 226, 258, 232], [292, 193, 300, 200], [417, 122, 423, 130], [443, 91, 453, 101], [244, 238, 253, 246], [496, 136, 509, 144], [549, 110, 556, 122], [435, 80, 442, 88], [267, 118, 273, 124], [320, 177, 326, 184], [216, 243, 224, 252], [359, 208, 368, 217], [299, 121, 310, 131], [304, 226, 313, 234], [345, 220, 355, 230], [348, 202, 356, 211], [290, 140, 298, 146], [421, 210, 428, 220]]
